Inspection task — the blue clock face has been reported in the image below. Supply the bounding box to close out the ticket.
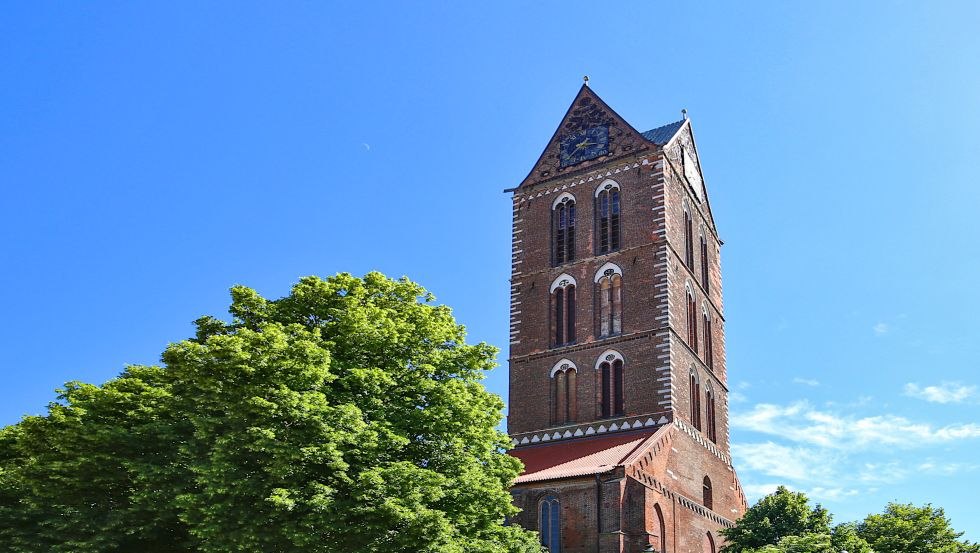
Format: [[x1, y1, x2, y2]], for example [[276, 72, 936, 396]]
[[559, 125, 609, 168]]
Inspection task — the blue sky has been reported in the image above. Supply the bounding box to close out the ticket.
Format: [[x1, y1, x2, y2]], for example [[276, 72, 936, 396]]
[[2, 1, 979, 539]]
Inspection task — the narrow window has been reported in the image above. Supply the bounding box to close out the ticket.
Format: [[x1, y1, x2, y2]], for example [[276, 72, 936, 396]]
[[684, 209, 694, 268], [596, 185, 621, 254], [553, 198, 576, 265], [598, 353, 625, 418], [690, 370, 701, 431], [540, 495, 561, 553], [612, 359, 624, 415], [705, 532, 716, 553], [703, 477, 713, 510], [705, 385, 717, 443], [600, 361, 611, 418], [687, 291, 698, 352], [705, 314, 714, 370], [700, 235, 710, 293], [654, 504, 667, 553], [597, 269, 623, 338], [552, 368, 578, 425], [552, 282, 576, 347]]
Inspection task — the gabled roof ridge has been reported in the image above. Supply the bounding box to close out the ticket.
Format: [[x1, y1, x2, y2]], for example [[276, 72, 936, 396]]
[[620, 423, 673, 466]]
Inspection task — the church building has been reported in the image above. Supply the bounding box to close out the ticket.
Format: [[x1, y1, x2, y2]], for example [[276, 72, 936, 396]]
[[505, 83, 747, 553]]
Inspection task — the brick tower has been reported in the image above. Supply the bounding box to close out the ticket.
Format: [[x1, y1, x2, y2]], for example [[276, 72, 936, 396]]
[[506, 84, 746, 553]]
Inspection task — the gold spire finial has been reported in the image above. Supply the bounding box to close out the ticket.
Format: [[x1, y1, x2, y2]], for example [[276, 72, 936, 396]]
[[583, 75, 590, 86]]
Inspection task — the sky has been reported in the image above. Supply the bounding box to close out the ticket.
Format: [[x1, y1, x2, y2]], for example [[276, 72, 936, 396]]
[[2, 0, 979, 540]]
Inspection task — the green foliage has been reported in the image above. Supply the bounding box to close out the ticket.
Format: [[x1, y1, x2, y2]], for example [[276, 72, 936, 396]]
[[721, 486, 832, 552], [0, 273, 541, 553], [744, 533, 835, 553], [857, 503, 979, 553]]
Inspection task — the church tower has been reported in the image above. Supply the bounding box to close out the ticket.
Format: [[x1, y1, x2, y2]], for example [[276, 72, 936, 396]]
[[506, 84, 746, 553]]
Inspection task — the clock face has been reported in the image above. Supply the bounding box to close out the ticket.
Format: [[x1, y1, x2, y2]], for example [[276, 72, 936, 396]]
[[559, 125, 609, 168]]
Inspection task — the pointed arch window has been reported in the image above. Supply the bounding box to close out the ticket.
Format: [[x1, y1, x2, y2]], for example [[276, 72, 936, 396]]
[[686, 287, 698, 353], [653, 504, 667, 553], [690, 368, 702, 431], [702, 476, 713, 511], [551, 360, 578, 425], [703, 308, 714, 371], [596, 181, 621, 254], [705, 532, 716, 553], [551, 275, 576, 347], [539, 495, 561, 553], [553, 195, 576, 265], [700, 231, 710, 293], [705, 382, 717, 443], [595, 263, 623, 337], [597, 350, 625, 418], [683, 204, 695, 268]]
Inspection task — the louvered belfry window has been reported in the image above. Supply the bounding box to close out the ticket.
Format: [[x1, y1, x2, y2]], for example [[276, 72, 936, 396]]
[[597, 186, 620, 254], [553, 198, 575, 265]]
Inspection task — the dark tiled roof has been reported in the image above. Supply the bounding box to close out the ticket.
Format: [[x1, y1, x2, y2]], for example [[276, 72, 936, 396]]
[[641, 119, 686, 145]]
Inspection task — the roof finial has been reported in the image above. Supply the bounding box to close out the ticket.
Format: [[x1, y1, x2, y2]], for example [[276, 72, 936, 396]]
[[583, 75, 590, 87], [681, 108, 688, 120]]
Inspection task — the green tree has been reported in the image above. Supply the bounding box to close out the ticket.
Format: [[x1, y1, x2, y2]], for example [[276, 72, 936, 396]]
[[857, 503, 979, 553], [721, 486, 832, 552], [0, 273, 542, 553]]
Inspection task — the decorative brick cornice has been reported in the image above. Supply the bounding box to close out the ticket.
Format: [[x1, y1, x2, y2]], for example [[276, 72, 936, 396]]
[[510, 412, 672, 447], [512, 157, 662, 201]]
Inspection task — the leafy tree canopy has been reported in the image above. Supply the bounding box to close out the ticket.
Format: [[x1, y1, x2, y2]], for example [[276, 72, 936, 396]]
[[721, 486, 832, 552], [857, 503, 980, 553], [0, 273, 542, 553]]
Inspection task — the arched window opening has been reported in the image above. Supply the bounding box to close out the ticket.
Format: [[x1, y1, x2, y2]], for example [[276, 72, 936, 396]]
[[653, 504, 667, 553], [702, 477, 713, 511], [683, 207, 694, 268], [704, 311, 714, 371], [690, 369, 702, 431], [596, 182, 621, 254], [551, 363, 578, 425], [596, 265, 623, 337], [551, 277, 576, 347], [700, 233, 710, 293], [539, 495, 561, 553], [553, 196, 576, 265], [705, 532, 716, 553], [705, 383, 717, 443], [686, 289, 698, 352], [597, 351, 625, 418]]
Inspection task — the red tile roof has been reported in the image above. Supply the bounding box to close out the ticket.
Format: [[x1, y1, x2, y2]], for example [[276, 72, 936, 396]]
[[509, 428, 662, 483]]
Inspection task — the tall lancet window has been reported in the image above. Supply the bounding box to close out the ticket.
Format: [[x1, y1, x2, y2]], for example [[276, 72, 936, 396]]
[[596, 181, 621, 254], [684, 202, 695, 268], [551, 275, 576, 347], [686, 286, 699, 353], [703, 306, 714, 371], [552, 194, 576, 265], [597, 350, 625, 418], [551, 360, 578, 425], [705, 381, 717, 443], [700, 231, 710, 293], [595, 263, 623, 337], [690, 368, 702, 431]]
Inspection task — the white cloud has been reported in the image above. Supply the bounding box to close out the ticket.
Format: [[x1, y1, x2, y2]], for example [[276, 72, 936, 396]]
[[873, 322, 889, 336], [732, 442, 836, 481], [731, 401, 980, 450], [917, 460, 979, 475], [904, 382, 976, 404], [793, 377, 820, 387]]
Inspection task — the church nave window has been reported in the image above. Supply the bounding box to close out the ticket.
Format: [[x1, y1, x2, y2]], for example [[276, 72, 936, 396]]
[[552, 194, 576, 265], [539, 495, 561, 553], [551, 275, 576, 347], [596, 181, 621, 254], [595, 263, 623, 338]]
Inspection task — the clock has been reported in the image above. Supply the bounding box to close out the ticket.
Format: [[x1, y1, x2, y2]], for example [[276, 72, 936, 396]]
[[559, 125, 609, 168]]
